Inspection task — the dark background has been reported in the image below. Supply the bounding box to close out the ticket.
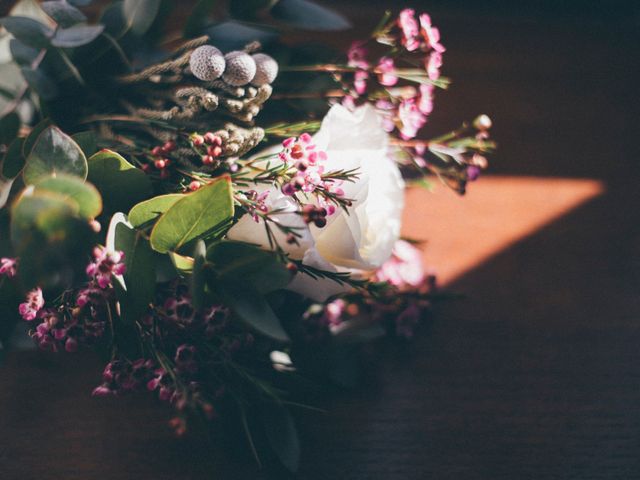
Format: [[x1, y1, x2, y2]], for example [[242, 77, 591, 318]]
[[1, 1, 639, 478]]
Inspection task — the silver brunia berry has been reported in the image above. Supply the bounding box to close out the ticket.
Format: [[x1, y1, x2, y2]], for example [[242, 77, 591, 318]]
[[189, 45, 226, 81], [251, 53, 279, 86], [222, 51, 257, 86]]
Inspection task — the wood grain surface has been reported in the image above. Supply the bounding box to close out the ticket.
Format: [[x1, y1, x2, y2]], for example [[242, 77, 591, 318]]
[[1, 2, 639, 479]]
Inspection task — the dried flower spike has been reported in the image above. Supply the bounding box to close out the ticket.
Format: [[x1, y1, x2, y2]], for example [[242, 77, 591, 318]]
[[251, 53, 278, 86], [222, 51, 257, 86], [189, 45, 226, 81]]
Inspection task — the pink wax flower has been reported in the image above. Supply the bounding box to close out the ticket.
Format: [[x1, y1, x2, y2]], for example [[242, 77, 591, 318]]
[[418, 84, 434, 116], [426, 51, 443, 80], [0, 257, 17, 278], [398, 98, 427, 139], [377, 57, 398, 87], [19, 287, 44, 321], [398, 9, 420, 51], [354, 70, 369, 95], [86, 246, 126, 289], [419, 14, 446, 53], [375, 240, 426, 290]]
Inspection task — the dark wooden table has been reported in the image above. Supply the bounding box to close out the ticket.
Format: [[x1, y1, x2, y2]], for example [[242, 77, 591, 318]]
[[1, 3, 639, 479]]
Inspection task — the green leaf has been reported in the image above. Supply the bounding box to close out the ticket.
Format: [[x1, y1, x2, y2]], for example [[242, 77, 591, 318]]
[[51, 25, 105, 47], [261, 403, 300, 473], [217, 279, 289, 342], [41, 1, 88, 28], [128, 193, 183, 228], [87, 149, 152, 213], [9, 39, 39, 66], [22, 119, 52, 158], [34, 174, 102, 219], [123, 0, 162, 35], [109, 213, 156, 325], [149, 176, 233, 254], [2, 138, 25, 179], [71, 131, 98, 157], [0, 112, 20, 146], [0, 17, 54, 49], [190, 239, 206, 309], [0, 178, 14, 210], [270, 0, 350, 31], [21, 67, 59, 100], [169, 251, 194, 274], [207, 241, 291, 293], [23, 126, 88, 184]]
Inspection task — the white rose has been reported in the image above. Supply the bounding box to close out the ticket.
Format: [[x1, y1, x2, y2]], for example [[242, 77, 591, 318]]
[[227, 104, 405, 301]]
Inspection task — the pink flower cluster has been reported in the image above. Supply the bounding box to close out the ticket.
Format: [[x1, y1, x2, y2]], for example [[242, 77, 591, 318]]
[[374, 83, 434, 140], [86, 246, 126, 289], [93, 359, 157, 396], [32, 306, 105, 353], [19, 287, 44, 321], [0, 257, 17, 278], [278, 134, 344, 216], [375, 240, 428, 290], [397, 9, 445, 80]]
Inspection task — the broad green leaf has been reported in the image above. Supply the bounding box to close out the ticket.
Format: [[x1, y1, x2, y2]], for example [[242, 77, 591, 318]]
[[123, 0, 161, 35], [87, 149, 152, 213], [261, 403, 300, 473], [204, 20, 276, 52], [71, 131, 98, 157], [111, 215, 156, 324], [2, 138, 25, 179], [51, 25, 105, 47], [169, 251, 194, 274], [0, 112, 20, 146], [190, 239, 206, 309], [21, 67, 59, 100], [207, 241, 291, 293], [0, 17, 54, 49], [9, 39, 40, 66], [128, 193, 183, 228], [41, 1, 87, 28], [217, 279, 289, 342], [270, 0, 350, 31], [23, 126, 87, 184], [0, 178, 14, 210], [149, 176, 233, 254], [34, 174, 102, 219], [22, 118, 51, 158]]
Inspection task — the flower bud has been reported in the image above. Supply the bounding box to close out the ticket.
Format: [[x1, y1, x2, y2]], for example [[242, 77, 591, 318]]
[[188, 181, 201, 191], [222, 51, 257, 86], [189, 45, 226, 81], [154, 159, 167, 169], [251, 53, 278, 86], [473, 114, 492, 131]]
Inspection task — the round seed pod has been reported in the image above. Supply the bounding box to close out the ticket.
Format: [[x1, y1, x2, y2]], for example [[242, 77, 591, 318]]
[[222, 51, 257, 86], [251, 53, 278, 86], [189, 45, 225, 81]]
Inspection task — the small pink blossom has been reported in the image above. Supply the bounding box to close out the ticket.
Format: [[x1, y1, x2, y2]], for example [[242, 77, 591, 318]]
[[426, 51, 443, 80], [377, 57, 398, 87], [419, 14, 446, 53], [375, 240, 426, 289], [417, 84, 434, 115], [354, 70, 369, 95], [398, 9, 420, 51], [86, 246, 126, 289], [0, 257, 18, 278], [19, 287, 44, 321], [398, 98, 427, 139]]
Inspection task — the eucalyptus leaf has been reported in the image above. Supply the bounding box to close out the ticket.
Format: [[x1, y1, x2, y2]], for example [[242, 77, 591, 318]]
[[218, 279, 289, 342], [34, 174, 102, 219], [87, 149, 152, 214], [261, 403, 300, 473], [71, 131, 98, 157], [9, 39, 40, 66], [0, 178, 14, 210], [23, 125, 88, 184], [270, 0, 350, 31], [149, 176, 233, 254], [0, 17, 54, 49], [128, 193, 183, 228], [123, 0, 161, 35], [207, 241, 291, 294], [205, 20, 277, 52], [41, 1, 87, 28], [112, 217, 156, 325], [22, 118, 51, 158], [51, 24, 105, 48], [20, 67, 59, 100], [2, 138, 25, 180], [68, 0, 94, 5], [0, 112, 20, 146]]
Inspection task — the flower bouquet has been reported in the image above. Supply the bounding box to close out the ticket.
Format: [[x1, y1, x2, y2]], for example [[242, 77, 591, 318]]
[[0, 0, 494, 473]]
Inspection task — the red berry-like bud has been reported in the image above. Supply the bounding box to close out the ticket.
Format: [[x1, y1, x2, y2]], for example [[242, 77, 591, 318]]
[[207, 145, 223, 157], [286, 262, 298, 273], [151, 146, 163, 156], [154, 159, 167, 169], [188, 181, 201, 191], [141, 164, 151, 173], [204, 132, 221, 145], [192, 134, 205, 146], [202, 155, 215, 165], [163, 141, 176, 152]]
